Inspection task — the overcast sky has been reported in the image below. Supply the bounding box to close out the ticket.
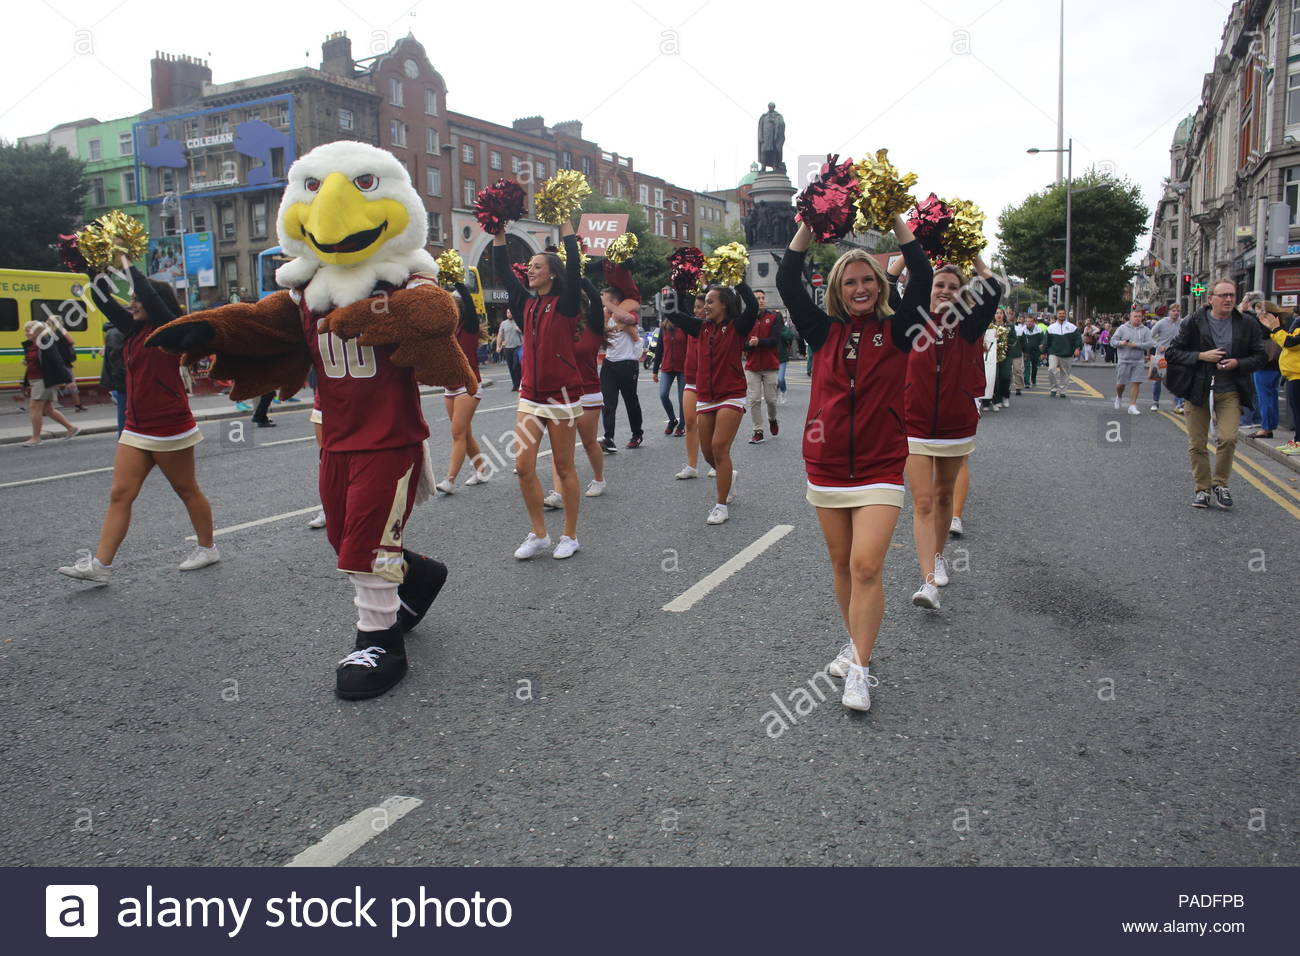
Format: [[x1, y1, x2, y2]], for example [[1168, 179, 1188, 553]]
[[2, 0, 1234, 262]]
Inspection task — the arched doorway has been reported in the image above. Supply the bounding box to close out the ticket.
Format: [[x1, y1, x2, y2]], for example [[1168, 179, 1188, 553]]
[[476, 232, 536, 328]]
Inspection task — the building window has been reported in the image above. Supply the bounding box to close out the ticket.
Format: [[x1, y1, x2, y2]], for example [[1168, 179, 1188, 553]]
[[121, 171, 136, 203], [682, 223, 689, 241], [87, 138, 102, 161], [118, 132, 133, 156], [654, 187, 664, 208], [562, 150, 572, 169], [219, 204, 235, 240], [428, 211, 442, 240], [671, 221, 677, 239], [639, 184, 649, 204], [161, 214, 178, 236], [251, 199, 268, 238], [88, 177, 105, 206], [270, 147, 285, 180], [655, 211, 664, 235], [191, 210, 207, 233], [425, 88, 438, 115], [490, 150, 502, 170], [511, 156, 522, 174], [221, 256, 238, 290], [535, 161, 545, 179], [389, 77, 404, 107], [681, 198, 689, 216], [462, 143, 475, 164], [581, 156, 592, 176], [426, 167, 442, 196], [339, 108, 354, 131], [617, 181, 625, 198], [1286, 166, 1300, 223], [1288, 69, 1300, 126], [463, 178, 476, 207], [1293, 0, 1300, 38], [426, 128, 439, 153], [390, 120, 407, 148]]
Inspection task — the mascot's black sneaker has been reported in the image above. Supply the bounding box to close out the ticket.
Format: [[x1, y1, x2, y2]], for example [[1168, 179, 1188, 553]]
[[396, 549, 447, 633], [336, 624, 407, 701]]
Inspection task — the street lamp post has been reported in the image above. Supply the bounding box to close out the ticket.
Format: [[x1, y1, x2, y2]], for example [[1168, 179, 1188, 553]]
[[1027, 138, 1073, 318]]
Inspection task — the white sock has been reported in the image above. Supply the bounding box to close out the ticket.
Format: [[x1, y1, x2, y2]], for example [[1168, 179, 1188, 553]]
[[850, 662, 870, 679], [94, 557, 112, 571], [714, 503, 728, 515], [350, 572, 400, 632]]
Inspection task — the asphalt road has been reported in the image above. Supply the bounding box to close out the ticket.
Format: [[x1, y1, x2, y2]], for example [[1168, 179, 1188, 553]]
[[1, 363, 1296, 867]]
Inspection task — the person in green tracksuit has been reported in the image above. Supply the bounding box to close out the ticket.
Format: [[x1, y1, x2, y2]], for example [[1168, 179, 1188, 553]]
[[1021, 316, 1043, 387], [777, 318, 795, 405], [1043, 309, 1083, 397]]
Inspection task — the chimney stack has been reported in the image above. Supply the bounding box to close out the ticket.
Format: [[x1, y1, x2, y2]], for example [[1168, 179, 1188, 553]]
[[151, 52, 212, 110], [321, 31, 354, 77]]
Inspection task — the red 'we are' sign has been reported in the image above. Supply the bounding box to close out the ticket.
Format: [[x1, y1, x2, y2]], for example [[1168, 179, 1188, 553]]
[[577, 214, 629, 256]]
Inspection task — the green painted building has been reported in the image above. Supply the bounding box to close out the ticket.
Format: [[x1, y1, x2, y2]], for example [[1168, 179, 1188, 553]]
[[76, 115, 148, 228]]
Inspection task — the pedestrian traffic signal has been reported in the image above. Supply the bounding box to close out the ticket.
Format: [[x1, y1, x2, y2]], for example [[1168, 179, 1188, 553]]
[[1181, 273, 1192, 295]]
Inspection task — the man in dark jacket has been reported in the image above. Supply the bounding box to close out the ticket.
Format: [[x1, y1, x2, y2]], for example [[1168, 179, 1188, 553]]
[[1165, 280, 1268, 509], [100, 320, 127, 433]]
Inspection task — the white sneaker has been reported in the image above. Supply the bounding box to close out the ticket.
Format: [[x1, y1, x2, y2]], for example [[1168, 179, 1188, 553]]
[[307, 510, 327, 529], [513, 533, 552, 560], [1150, 402, 1159, 411], [464, 471, 489, 486], [1113, 396, 1121, 410], [179, 545, 221, 572], [726, 470, 738, 504], [706, 503, 729, 525], [932, 553, 949, 587], [675, 465, 698, 480], [1127, 405, 1140, 416], [911, 581, 941, 609], [1000, 400, 1009, 409], [707, 467, 717, 478], [841, 665, 880, 711], [778, 393, 788, 405], [435, 478, 456, 495], [826, 642, 858, 678], [542, 490, 564, 510], [57, 550, 110, 586], [552, 535, 581, 559], [585, 479, 606, 497], [990, 404, 1000, 412], [949, 516, 964, 537], [64, 425, 81, 440]]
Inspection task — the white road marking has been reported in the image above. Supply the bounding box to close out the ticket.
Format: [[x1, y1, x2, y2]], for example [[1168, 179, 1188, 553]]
[[0, 466, 114, 489], [187, 505, 321, 541], [663, 524, 795, 613], [285, 795, 423, 867], [259, 436, 315, 447]]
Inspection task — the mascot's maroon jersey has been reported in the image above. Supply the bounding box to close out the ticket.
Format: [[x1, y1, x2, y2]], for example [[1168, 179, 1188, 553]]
[[295, 279, 431, 453]]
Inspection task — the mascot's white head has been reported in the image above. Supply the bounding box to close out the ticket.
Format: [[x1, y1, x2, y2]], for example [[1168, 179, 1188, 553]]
[[275, 140, 438, 311]]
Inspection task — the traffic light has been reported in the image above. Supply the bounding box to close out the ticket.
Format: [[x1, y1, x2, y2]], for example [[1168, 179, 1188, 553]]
[[1047, 284, 1060, 308], [1181, 273, 1192, 296]]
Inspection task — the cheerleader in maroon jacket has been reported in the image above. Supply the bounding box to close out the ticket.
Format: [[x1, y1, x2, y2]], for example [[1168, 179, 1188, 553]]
[[492, 221, 586, 559], [57, 252, 218, 585], [776, 216, 932, 711], [543, 274, 613, 508], [435, 282, 491, 494], [673, 294, 707, 480], [898, 254, 1001, 611], [664, 279, 759, 524]]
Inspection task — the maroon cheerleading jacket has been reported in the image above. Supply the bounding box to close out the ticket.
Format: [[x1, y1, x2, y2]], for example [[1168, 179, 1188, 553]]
[[574, 278, 608, 395], [495, 235, 584, 406], [92, 267, 198, 438], [665, 283, 759, 404], [775, 241, 933, 487], [904, 275, 1004, 440], [743, 310, 783, 372], [451, 282, 482, 386], [654, 323, 688, 374]]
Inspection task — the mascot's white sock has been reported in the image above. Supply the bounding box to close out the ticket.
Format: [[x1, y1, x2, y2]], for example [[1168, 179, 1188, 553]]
[[350, 572, 400, 632]]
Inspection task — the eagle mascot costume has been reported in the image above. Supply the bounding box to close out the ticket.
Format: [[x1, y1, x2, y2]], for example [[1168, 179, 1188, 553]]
[[150, 140, 477, 701]]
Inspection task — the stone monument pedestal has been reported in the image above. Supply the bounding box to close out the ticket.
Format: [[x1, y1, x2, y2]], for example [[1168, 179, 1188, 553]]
[[744, 171, 798, 313]]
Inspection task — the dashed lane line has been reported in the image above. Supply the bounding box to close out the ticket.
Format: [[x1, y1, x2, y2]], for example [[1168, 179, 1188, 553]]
[[285, 796, 423, 867], [0, 466, 114, 489], [187, 506, 321, 541], [663, 524, 795, 613]]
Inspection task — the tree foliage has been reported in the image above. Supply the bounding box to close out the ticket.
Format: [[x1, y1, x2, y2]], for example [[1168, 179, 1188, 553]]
[[579, 195, 670, 298], [996, 169, 1148, 313], [0, 141, 87, 269]]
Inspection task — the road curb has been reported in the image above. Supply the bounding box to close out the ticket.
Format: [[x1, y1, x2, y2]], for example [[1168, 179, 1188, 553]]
[[0, 379, 496, 446], [1243, 434, 1300, 475]]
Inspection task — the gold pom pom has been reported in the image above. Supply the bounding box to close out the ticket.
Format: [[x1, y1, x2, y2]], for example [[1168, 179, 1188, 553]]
[[77, 209, 149, 272], [702, 241, 749, 287], [941, 197, 987, 273], [851, 149, 918, 234], [534, 170, 592, 225], [435, 249, 466, 287], [606, 232, 638, 265], [555, 239, 589, 273]]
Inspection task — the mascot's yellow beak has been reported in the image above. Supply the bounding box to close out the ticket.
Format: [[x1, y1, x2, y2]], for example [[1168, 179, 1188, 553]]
[[284, 172, 410, 265]]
